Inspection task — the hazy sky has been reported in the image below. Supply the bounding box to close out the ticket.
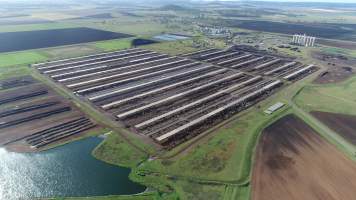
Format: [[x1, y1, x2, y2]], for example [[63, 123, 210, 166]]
[[1, 0, 356, 3], [246, 0, 356, 2], [227, 0, 356, 2]]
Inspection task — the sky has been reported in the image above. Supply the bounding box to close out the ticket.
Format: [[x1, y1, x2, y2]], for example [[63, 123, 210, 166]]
[[247, 0, 356, 2], [1, 0, 356, 3], [221, 0, 356, 2]]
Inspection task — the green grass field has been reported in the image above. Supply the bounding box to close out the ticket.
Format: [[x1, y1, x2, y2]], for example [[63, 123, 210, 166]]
[[94, 38, 135, 51], [294, 76, 356, 116], [0, 22, 77, 33], [0, 51, 48, 79], [93, 132, 148, 168], [0, 51, 47, 67], [142, 40, 199, 55], [321, 47, 356, 58], [83, 19, 181, 37]]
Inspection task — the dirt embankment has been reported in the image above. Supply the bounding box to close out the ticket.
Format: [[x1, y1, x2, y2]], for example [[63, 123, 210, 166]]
[[312, 111, 356, 145], [252, 114, 356, 200], [312, 51, 355, 84]]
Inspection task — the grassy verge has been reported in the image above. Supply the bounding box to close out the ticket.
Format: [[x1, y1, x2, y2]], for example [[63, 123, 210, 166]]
[[173, 180, 226, 200], [141, 40, 199, 55], [93, 38, 135, 51], [52, 191, 159, 200], [92, 132, 148, 168]]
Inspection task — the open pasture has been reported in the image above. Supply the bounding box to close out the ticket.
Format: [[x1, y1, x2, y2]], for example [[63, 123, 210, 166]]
[[252, 114, 356, 200]]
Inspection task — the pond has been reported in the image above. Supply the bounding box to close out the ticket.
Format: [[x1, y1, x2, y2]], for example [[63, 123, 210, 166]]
[[0, 27, 133, 53], [0, 137, 145, 200], [132, 38, 158, 46], [153, 33, 190, 41]]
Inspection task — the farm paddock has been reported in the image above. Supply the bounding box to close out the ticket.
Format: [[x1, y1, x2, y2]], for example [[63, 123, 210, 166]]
[[0, 76, 37, 90], [0, 82, 98, 152], [0, 28, 133, 53], [33, 47, 317, 147], [319, 39, 356, 50], [252, 114, 356, 200], [312, 111, 356, 145], [312, 51, 355, 84]]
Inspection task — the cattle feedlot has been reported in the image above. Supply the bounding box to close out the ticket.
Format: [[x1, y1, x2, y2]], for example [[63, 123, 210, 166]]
[[33, 47, 318, 147]]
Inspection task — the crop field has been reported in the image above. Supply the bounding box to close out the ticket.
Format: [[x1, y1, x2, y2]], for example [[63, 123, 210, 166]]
[[32, 47, 317, 147], [0, 27, 133, 53], [252, 114, 356, 200], [220, 19, 356, 41], [312, 111, 356, 145], [0, 18, 52, 26], [0, 80, 98, 152], [319, 39, 356, 50]]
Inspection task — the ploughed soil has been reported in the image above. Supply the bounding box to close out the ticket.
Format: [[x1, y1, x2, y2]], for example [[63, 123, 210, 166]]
[[319, 39, 356, 50], [252, 114, 356, 200], [312, 51, 355, 84], [312, 111, 356, 145]]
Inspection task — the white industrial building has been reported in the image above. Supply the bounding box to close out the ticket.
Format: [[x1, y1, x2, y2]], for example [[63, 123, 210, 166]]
[[292, 34, 316, 47]]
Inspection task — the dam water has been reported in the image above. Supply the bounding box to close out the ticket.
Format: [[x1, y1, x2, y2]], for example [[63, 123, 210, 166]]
[[0, 137, 145, 200]]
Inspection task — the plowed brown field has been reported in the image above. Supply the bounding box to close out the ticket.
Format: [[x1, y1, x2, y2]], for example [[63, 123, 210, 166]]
[[252, 114, 356, 200], [312, 111, 356, 145]]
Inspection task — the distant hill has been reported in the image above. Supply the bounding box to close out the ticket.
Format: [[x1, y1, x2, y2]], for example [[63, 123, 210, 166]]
[[160, 4, 193, 11], [82, 13, 114, 19], [69, 13, 114, 20]]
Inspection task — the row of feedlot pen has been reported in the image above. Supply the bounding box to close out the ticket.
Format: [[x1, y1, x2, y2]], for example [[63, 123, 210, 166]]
[[0, 82, 97, 150], [33, 47, 317, 147]]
